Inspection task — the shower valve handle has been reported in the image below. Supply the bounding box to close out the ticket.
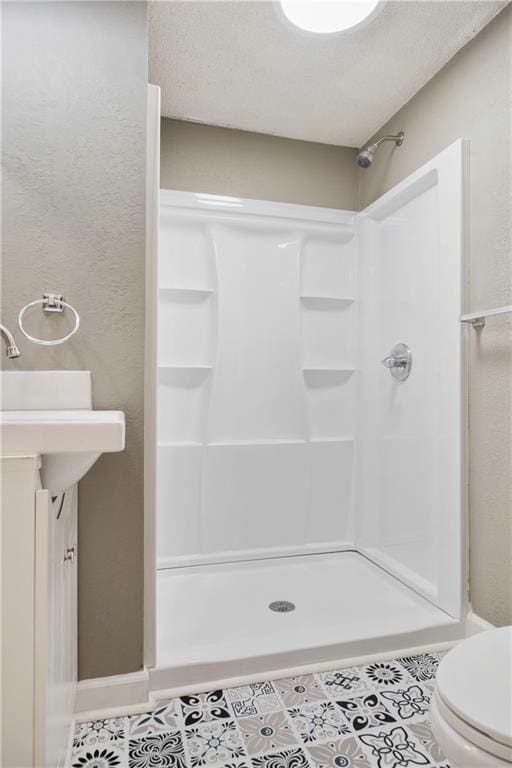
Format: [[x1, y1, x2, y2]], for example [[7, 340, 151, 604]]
[[380, 342, 412, 382], [381, 354, 407, 369]]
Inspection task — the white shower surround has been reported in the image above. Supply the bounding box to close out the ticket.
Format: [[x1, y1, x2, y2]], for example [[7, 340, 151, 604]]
[[156, 194, 358, 568], [147, 140, 468, 689]]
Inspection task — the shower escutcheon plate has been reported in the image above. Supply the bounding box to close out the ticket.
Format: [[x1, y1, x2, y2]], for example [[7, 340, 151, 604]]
[[269, 600, 296, 613]]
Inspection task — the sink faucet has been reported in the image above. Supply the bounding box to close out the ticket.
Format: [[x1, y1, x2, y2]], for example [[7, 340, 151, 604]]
[[0, 324, 21, 359]]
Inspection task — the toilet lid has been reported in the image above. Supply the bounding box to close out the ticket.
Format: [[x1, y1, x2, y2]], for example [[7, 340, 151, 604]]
[[436, 626, 512, 749]]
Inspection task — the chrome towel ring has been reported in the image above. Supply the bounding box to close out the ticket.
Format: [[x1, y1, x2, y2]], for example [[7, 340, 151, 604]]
[[18, 293, 80, 346]]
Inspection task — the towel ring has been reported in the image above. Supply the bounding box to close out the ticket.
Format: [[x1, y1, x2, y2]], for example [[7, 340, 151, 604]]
[[18, 293, 80, 346]]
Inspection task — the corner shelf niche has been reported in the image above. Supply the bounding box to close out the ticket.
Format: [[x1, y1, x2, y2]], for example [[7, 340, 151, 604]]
[[303, 367, 354, 378], [159, 286, 214, 298], [207, 438, 307, 447], [157, 437, 354, 448], [158, 365, 213, 371], [300, 296, 354, 309], [310, 436, 353, 443], [158, 441, 203, 447]]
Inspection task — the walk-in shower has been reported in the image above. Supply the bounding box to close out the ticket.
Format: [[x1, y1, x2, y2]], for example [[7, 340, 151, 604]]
[[145, 139, 468, 694]]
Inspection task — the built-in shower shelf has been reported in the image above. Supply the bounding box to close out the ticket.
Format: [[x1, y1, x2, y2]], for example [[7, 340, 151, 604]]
[[158, 364, 213, 371], [300, 296, 354, 308], [310, 437, 354, 443], [158, 441, 203, 447], [207, 438, 307, 447], [159, 286, 214, 297], [158, 437, 353, 447], [156, 191, 361, 573], [303, 367, 354, 374]]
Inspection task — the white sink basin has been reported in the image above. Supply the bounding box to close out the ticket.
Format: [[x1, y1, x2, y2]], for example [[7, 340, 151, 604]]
[[0, 371, 125, 490], [0, 409, 125, 454]]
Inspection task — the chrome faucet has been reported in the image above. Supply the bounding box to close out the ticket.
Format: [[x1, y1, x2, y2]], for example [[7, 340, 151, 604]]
[[0, 324, 21, 359]]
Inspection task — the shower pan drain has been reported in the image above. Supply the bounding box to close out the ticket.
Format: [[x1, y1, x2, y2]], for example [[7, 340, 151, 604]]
[[269, 600, 296, 613]]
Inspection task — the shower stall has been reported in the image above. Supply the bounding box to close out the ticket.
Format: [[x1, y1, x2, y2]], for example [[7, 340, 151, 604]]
[[145, 140, 468, 693]]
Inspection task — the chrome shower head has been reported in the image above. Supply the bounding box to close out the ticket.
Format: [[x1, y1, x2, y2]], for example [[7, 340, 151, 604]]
[[356, 131, 404, 169], [356, 148, 374, 168]]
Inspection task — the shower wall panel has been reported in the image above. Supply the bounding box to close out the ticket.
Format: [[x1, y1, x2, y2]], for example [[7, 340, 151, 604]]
[[157, 193, 357, 567], [356, 141, 466, 619]]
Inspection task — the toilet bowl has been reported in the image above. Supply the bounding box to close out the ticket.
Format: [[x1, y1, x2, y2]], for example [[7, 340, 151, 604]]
[[430, 626, 512, 767]]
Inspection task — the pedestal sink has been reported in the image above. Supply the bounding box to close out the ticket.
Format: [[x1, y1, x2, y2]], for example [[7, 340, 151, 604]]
[[0, 370, 125, 490], [0, 370, 125, 767]]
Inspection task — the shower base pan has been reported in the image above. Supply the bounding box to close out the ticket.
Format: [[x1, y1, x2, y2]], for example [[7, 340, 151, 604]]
[[150, 552, 464, 693]]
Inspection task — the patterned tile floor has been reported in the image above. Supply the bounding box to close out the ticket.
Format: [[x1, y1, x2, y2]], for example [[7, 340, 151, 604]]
[[72, 651, 450, 768]]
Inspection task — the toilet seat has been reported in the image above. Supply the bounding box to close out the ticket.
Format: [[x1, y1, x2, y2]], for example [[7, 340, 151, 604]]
[[433, 688, 512, 763], [431, 690, 512, 767], [434, 627, 512, 763]]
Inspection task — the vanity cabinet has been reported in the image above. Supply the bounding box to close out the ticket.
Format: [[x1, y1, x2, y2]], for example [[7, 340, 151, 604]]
[[1, 369, 125, 765], [1, 457, 77, 768], [38, 486, 78, 767]]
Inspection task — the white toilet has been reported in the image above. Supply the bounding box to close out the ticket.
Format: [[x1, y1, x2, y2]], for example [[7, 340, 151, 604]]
[[430, 626, 512, 767]]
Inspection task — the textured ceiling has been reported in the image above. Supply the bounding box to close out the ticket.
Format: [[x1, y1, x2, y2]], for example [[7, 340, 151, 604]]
[[149, 1, 507, 147]]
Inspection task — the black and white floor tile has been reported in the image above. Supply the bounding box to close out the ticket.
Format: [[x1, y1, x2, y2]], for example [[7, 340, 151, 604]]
[[72, 651, 450, 768]]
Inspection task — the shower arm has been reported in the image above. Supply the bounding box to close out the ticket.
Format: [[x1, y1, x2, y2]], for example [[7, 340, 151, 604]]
[[368, 132, 405, 153]]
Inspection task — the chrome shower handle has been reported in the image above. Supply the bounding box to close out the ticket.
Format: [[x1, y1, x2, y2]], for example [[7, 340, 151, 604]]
[[380, 342, 412, 381], [381, 354, 408, 369]]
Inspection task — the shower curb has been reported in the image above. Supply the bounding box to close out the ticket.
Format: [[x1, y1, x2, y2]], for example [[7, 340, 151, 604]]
[[74, 611, 492, 721]]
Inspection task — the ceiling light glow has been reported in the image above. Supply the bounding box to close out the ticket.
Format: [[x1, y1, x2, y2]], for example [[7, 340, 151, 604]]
[[279, 1, 381, 35]]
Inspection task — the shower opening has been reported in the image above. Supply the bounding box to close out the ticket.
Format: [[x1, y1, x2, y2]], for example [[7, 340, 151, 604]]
[[145, 140, 468, 694]]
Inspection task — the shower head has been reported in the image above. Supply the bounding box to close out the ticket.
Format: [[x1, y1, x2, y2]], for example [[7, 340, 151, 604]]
[[356, 148, 374, 168], [356, 131, 404, 169]]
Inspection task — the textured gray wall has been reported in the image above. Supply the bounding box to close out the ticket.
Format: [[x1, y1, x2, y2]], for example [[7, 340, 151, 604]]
[[160, 119, 358, 210], [1, 1, 148, 679], [3, 1, 509, 684], [359, 6, 512, 625]]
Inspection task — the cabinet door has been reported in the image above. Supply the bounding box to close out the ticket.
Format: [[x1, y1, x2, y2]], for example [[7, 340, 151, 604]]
[[44, 492, 67, 767], [42, 488, 77, 768], [64, 488, 78, 716], [2, 458, 41, 768], [34, 489, 50, 767]]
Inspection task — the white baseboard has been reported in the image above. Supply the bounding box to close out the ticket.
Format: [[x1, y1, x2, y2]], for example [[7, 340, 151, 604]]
[[465, 609, 495, 635], [75, 669, 150, 721], [74, 613, 493, 720]]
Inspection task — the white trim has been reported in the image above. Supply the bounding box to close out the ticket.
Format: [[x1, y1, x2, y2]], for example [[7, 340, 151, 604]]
[[33, 490, 50, 765], [160, 188, 356, 228], [74, 669, 149, 719], [460, 138, 471, 630], [144, 83, 161, 670]]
